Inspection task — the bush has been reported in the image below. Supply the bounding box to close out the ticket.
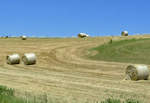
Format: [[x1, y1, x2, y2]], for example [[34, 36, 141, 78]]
[[0, 85, 14, 96], [100, 98, 140, 103], [101, 98, 121, 103], [125, 99, 140, 103], [0, 85, 28, 103]]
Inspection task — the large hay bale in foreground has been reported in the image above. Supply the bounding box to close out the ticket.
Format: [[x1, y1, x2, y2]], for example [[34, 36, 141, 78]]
[[21, 35, 27, 40], [125, 65, 149, 81], [121, 31, 128, 36], [6, 54, 20, 65], [78, 33, 89, 38], [22, 53, 36, 65]]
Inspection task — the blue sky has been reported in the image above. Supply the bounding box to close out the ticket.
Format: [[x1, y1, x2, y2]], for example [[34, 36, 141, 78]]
[[0, 0, 150, 37]]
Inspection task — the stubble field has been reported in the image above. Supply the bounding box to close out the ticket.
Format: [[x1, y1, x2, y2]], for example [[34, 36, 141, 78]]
[[0, 35, 150, 102]]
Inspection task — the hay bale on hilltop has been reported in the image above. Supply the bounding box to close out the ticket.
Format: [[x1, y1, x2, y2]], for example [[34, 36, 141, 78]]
[[6, 54, 20, 65], [78, 33, 89, 38], [125, 65, 149, 81], [121, 31, 128, 36], [21, 35, 27, 40], [22, 53, 36, 65]]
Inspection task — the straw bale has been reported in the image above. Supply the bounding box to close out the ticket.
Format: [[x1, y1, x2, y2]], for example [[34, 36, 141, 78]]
[[22, 53, 36, 65], [21, 35, 27, 40], [125, 65, 149, 80], [121, 31, 128, 36], [6, 54, 20, 65], [78, 33, 89, 38]]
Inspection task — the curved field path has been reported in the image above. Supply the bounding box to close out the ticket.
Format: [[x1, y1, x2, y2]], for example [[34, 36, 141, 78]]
[[0, 35, 150, 102]]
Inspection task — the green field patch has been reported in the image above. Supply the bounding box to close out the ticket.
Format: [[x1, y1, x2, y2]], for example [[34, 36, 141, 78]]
[[88, 38, 150, 64]]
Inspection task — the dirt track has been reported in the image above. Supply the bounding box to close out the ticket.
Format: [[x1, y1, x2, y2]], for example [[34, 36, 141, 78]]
[[0, 35, 150, 102]]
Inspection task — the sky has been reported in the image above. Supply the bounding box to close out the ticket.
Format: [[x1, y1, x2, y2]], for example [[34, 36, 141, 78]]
[[0, 0, 150, 37]]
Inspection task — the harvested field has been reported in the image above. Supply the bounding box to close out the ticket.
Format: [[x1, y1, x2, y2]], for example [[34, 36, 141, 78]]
[[0, 35, 150, 102]]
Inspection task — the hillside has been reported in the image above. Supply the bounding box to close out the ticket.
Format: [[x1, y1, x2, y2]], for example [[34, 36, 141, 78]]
[[88, 38, 150, 65], [0, 35, 150, 102]]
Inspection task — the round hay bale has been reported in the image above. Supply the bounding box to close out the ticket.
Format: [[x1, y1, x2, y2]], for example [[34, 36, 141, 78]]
[[121, 31, 128, 36], [22, 53, 36, 65], [78, 33, 89, 38], [125, 65, 149, 81], [21, 35, 27, 40], [6, 54, 20, 65]]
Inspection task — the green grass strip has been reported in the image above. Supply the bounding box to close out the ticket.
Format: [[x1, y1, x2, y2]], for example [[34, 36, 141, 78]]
[[89, 38, 150, 64]]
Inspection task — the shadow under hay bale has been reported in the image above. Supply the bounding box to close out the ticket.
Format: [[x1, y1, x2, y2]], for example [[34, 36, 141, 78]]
[[121, 31, 128, 36], [22, 53, 36, 65], [125, 65, 149, 81], [6, 54, 20, 65]]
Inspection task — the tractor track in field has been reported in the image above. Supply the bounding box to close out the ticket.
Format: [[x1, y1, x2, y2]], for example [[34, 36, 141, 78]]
[[0, 36, 150, 102]]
